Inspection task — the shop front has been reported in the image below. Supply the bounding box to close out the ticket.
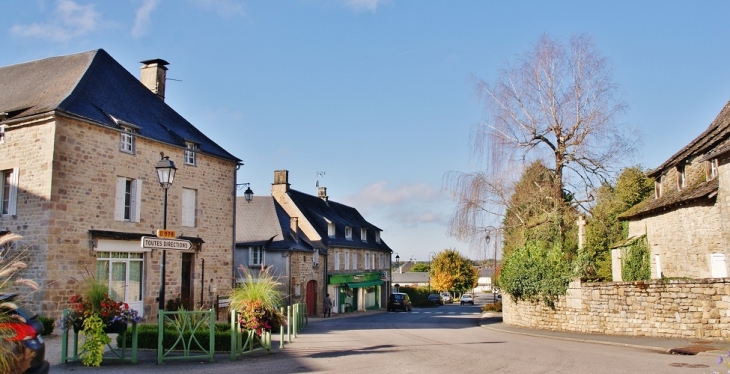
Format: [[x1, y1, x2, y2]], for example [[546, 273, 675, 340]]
[[328, 272, 384, 313]]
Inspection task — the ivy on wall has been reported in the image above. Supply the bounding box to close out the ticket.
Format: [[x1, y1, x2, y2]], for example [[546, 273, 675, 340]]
[[621, 235, 650, 281]]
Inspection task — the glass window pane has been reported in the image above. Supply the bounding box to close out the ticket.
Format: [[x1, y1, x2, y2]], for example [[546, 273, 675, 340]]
[[128, 261, 142, 302], [110, 262, 126, 302], [96, 260, 109, 282]]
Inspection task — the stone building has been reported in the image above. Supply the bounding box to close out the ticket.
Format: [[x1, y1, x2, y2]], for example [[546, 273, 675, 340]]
[[253, 170, 394, 315], [0, 50, 241, 320], [619, 100, 730, 280]]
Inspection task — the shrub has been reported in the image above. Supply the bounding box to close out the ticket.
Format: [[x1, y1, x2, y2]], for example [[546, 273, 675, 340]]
[[481, 301, 502, 312], [38, 317, 54, 336], [117, 322, 236, 351], [622, 236, 650, 281]]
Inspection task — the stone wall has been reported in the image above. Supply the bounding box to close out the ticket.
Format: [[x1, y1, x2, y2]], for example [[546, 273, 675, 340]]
[[503, 278, 730, 340]]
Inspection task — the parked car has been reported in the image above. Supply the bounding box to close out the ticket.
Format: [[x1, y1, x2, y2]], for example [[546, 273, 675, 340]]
[[387, 293, 412, 312], [439, 292, 452, 304], [460, 293, 474, 305], [427, 294, 444, 306], [0, 294, 49, 374]]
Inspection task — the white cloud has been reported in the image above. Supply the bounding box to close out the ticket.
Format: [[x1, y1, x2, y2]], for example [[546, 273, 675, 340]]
[[189, 0, 245, 18], [132, 0, 161, 39], [344, 181, 438, 206], [342, 0, 387, 13], [10, 0, 101, 42], [342, 181, 446, 227]]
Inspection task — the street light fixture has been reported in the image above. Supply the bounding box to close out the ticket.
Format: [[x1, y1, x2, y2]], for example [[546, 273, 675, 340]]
[[155, 155, 177, 312], [428, 251, 436, 294]]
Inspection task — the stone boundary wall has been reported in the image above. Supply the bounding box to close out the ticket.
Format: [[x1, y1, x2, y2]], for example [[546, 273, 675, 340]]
[[502, 278, 730, 340]]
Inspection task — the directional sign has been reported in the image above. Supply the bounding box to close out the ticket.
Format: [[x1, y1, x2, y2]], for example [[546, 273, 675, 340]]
[[141, 236, 192, 250]]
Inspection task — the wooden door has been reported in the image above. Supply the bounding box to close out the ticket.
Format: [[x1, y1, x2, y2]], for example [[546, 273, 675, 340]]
[[306, 280, 317, 316]]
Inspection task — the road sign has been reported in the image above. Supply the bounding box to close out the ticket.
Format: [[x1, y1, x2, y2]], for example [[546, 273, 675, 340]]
[[156, 229, 176, 238], [141, 236, 192, 250]]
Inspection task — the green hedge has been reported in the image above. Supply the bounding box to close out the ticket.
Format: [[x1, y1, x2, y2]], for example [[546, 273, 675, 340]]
[[116, 323, 264, 351], [398, 286, 438, 307]]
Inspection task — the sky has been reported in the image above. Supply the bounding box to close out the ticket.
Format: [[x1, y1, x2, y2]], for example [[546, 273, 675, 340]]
[[3, 0, 730, 263]]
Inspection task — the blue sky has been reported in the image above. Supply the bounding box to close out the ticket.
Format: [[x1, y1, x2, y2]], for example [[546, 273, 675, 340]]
[[3, 0, 730, 263]]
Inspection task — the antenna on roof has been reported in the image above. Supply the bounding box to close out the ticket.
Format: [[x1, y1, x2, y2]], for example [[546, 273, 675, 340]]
[[316, 171, 325, 187]]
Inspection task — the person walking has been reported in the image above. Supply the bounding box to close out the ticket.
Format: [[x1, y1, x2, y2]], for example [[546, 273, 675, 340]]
[[323, 293, 332, 318]]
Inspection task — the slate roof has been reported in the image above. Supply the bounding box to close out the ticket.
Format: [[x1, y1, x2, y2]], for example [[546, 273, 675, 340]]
[[235, 196, 317, 252], [621, 176, 718, 220], [392, 272, 429, 284], [649, 100, 730, 178], [286, 189, 393, 253], [0, 49, 238, 162]]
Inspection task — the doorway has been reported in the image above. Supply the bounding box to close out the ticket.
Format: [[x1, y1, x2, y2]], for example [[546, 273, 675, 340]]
[[306, 280, 317, 316], [181, 253, 194, 310]]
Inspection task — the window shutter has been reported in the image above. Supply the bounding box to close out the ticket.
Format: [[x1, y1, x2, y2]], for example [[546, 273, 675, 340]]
[[7, 167, 18, 215], [248, 247, 253, 266], [132, 179, 142, 222], [114, 177, 126, 221], [182, 188, 196, 227]]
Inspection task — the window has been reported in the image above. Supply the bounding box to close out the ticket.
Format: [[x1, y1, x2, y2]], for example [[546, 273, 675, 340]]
[[0, 125, 6, 144], [365, 252, 370, 269], [96, 251, 145, 317], [361, 228, 367, 242], [345, 226, 352, 240], [334, 253, 340, 270], [375, 231, 381, 243], [677, 165, 686, 190], [707, 159, 719, 180], [115, 177, 141, 222], [184, 142, 198, 166], [379, 254, 384, 269], [182, 188, 196, 227], [344, 252, 350, 270], [313, 249, 319, 266], [249, 246, 264, 266], [327, 220, 335, 237], [0, 168, 18, 216], [119, 127, 136, 154], [654, 176, 662, 199], [352, 252, 358, 269]]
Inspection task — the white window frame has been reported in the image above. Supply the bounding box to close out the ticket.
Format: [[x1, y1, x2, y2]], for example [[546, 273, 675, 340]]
[[249, 246, 264, 266], [0, 168, 18, 216], [345, 226, 352, 240], [327, 220, 335, 237], [708, 158, 719, 180], [361, 228, 367, 242], [345, 252, 350, 270], [0, 125, 6, 144], [115, 177, 141, 222], [184, 142, 198, 166], [95, 250, 145, 317], [334, 252, 340, 270], [182, 188, 197, 227], [119, 127, 136, 154], [677, 165, 686, 190], [365, 252, 370, 269]]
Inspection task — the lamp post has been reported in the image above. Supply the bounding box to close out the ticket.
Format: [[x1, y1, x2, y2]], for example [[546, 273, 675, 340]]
[[428, 251, 436, 294], [239, 183, 254, 203], [155, 155, 177, 312], [395, 254, 400, 272]]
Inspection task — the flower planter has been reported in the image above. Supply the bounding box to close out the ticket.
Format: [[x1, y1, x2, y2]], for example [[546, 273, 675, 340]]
[[71, 319, 127, 334]]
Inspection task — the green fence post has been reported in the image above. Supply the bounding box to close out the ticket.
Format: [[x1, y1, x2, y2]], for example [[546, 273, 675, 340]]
[[131, 320, 138, 364], [287, 305, 292, 343], [293, 303, 298, 338], [157, 309, 164, 365], [280, 307, 285, 349], [209, 309, 215, 362], [60, 310, 68, 364], [304, 302, 308, 326]]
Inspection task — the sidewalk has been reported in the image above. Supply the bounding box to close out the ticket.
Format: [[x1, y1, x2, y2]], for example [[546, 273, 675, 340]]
[[479, 312, 730, 357]]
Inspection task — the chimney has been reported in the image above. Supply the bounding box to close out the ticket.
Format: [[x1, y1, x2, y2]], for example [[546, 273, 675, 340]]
[[318, 187, 328, 202], [290, 217, 299, 243], [272, 170, 290, 196], [140, 58, 169, 101]]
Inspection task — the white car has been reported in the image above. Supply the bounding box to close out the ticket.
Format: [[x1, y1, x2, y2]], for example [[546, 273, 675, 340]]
[[460, 293, 474, 305], [440, 292, 452, 303]]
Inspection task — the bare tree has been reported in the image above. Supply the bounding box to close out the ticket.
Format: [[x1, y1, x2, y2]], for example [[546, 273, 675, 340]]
[[445, 34, 637, 252]]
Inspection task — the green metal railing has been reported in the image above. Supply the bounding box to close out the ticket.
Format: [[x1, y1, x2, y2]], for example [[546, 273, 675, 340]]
[[157, 308, 215, 364], [60, 309, 139, 364], [278, 302, 307, 349], [229, 309, 271, 359]]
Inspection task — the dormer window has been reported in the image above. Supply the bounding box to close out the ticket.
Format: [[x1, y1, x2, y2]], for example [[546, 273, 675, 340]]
[[326, 219, 335, 237], [707, 159, 718, 180], [120, 127, 136, 154], [677, 165, 686, 190], [0, 125, 6, 144], [655, 176, 663, 199], [361, 228, 367, 242], [345, 226, 352, 240], [375, 231, 381, 243], [184, 141, 198, 166]]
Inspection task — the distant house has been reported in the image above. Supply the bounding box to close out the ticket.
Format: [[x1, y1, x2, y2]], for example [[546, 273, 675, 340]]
[[475, 267, 495, 293], [392, 272, 429, 288], [269, 170, 393, 314], [0, 50, 240, 319], [618, 100, 730, 280], [234, 195, 325, 316]]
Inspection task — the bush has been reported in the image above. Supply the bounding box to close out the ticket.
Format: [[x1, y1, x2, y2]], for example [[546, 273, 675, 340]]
[[117, 322, 241, 351], [622, 236, 650, 281], [481, 301, 502, 312], [39, 316, 54, 336]]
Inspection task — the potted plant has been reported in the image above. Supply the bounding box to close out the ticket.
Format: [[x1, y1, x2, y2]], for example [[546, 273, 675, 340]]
[[229, 267, 285, 335], [58, 278, 141, 367]]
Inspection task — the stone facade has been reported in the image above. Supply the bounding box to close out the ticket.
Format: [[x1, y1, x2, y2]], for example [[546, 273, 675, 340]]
[[0, 115, 237, 320], [503, 279, 730, 340]]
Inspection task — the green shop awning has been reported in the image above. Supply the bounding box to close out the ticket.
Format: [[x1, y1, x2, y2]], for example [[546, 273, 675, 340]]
[[346, 279, 384, 288]]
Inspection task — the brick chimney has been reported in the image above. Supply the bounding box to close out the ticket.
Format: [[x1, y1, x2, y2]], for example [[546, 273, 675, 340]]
[[318, 187, 328, 202], [140, 58, 169, 101], [272, 170, 290, 197], [290, 217, 299, 243]]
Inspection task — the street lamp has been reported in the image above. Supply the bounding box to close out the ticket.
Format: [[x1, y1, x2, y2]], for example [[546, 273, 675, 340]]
[[238, 183, 254, 203], [155, 155, 177, 312], [428, 251, 436, 294], [395, 254, 400, 270]]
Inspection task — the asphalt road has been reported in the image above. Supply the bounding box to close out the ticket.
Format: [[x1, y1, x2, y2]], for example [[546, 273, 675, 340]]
[[47, 301, 723, 373]]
